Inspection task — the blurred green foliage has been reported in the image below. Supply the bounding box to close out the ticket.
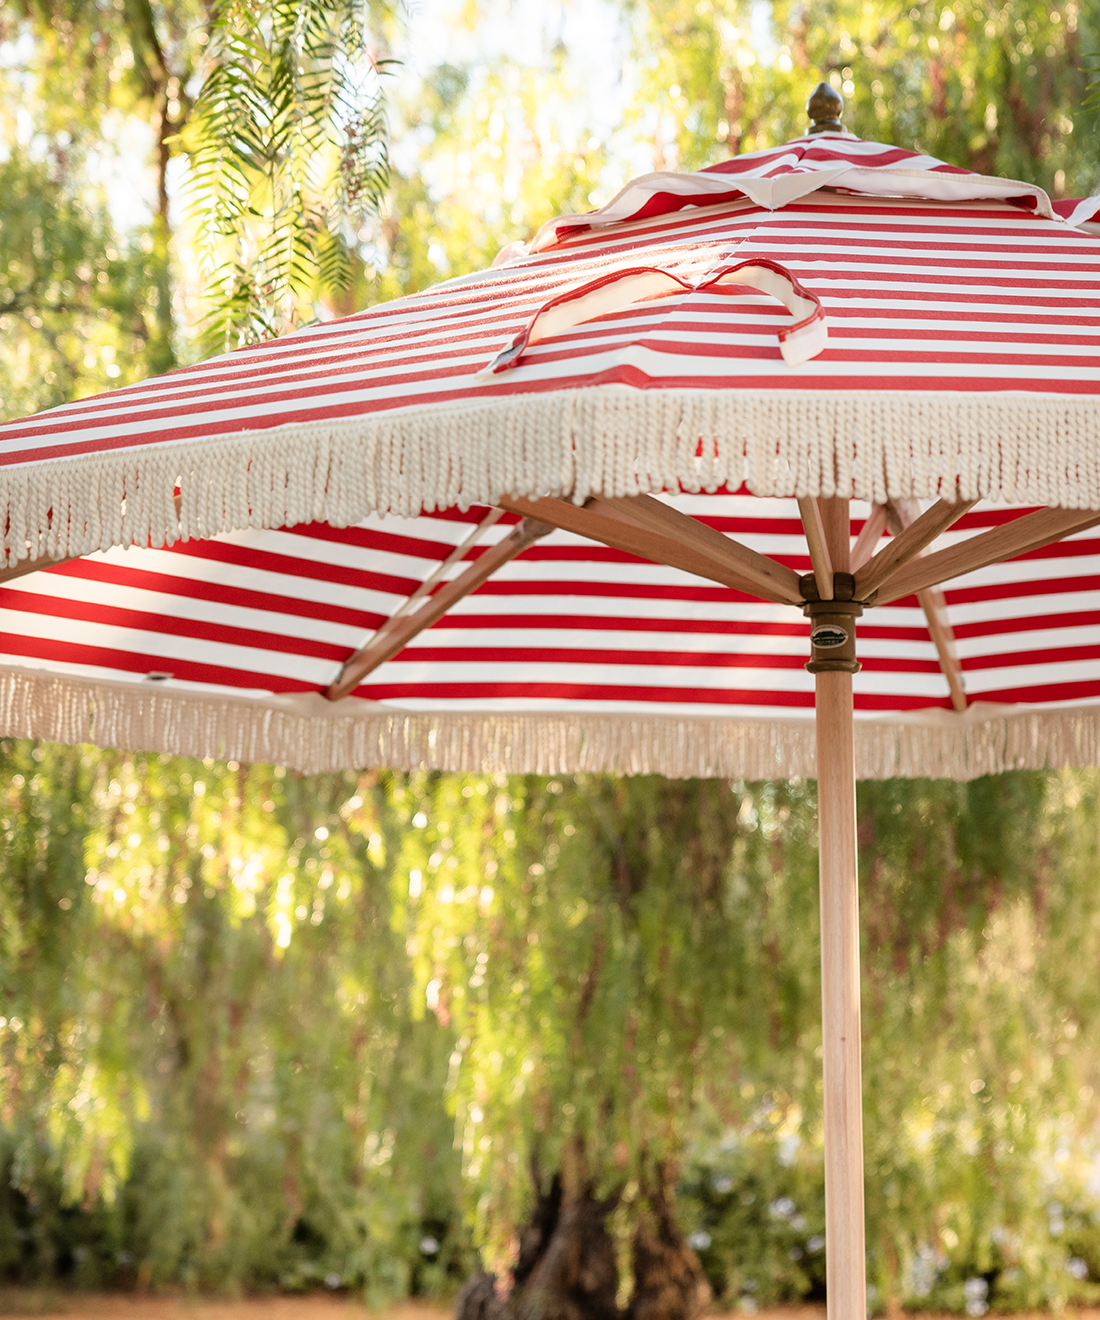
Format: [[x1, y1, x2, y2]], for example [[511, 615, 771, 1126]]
[[627, 0, 1098, 193], [0, 0, 395, 405], [3, 0, 207, 383], [0, 743, 472, 1297], [6, 747, 1100, 1311], [0, 155, 163, 419]]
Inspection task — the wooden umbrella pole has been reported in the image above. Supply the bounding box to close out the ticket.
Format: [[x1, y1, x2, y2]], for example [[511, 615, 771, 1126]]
[[816, 668, 866, 1320], [802, 497, 866, 1320]]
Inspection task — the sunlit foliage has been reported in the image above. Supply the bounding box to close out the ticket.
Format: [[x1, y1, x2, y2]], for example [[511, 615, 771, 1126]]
[[5, 0, 209, 381], [0, 0, 395, 412], [0, 743, 468, 1295], [0, 156, 157, 420], [396, 770, 1100, 1312], [182, 0, 395, 352], [7, 747, 1099, 1306], [623, 0, 1098, 193]]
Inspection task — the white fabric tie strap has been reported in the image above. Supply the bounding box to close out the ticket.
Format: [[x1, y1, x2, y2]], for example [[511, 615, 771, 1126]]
[[479, 256, 827, 377]]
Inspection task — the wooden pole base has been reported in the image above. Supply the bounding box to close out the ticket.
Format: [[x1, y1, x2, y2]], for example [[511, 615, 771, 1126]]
[[816, 668, 867, 1320]]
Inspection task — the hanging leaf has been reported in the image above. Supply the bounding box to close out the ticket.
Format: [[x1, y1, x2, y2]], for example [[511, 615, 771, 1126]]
[[181, 0, 396, 354]]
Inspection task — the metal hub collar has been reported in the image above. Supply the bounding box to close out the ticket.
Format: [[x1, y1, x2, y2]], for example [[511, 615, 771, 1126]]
[[800, 573, 865, 674]]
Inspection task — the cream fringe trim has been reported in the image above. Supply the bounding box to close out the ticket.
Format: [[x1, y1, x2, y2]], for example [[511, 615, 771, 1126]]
[[5, 387, 1100, 564], [4, 668, 1100, 781]]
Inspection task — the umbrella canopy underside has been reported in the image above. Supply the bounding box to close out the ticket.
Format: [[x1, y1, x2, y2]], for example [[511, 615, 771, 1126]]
[[2, 493, 1100, 779]]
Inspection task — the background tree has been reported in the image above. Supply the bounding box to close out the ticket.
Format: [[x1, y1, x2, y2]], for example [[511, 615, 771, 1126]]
[[624, 0, 1098, 194], [7, 755, 1100, 1312], [397, 770, 1100, 1320], [0, 744, 468, 1296], [7, 0, 206, 380], [0, 0, 395, 416]]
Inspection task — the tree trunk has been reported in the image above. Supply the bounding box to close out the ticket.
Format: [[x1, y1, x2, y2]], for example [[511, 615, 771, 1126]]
[[455, 1172, 709, 1320], [627, 1178, 711, 1320], [517, 1192, 620, 1320], [127, 0, 181, 376]]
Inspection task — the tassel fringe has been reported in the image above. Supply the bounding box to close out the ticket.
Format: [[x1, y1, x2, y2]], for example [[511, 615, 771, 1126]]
[[4, 387, 1100, 564], [3, 668, 1100, 781]]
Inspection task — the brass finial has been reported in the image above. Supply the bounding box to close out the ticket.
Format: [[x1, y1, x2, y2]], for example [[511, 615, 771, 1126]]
[[807, 81, 844, 133]]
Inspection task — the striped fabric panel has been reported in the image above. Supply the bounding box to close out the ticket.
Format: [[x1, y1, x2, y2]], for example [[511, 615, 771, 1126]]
[[4, 495, 1099, 721], [701, 134, 973, 177], [2, 193, 1100, 469], [531, 133, 1055, 246]]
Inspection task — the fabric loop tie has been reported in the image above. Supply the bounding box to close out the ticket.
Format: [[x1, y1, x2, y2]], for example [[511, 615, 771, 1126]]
[[478, 256, 828, 378]]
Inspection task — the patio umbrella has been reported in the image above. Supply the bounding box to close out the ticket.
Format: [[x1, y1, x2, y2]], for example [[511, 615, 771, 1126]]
[[3, 84, 1100, 1318]]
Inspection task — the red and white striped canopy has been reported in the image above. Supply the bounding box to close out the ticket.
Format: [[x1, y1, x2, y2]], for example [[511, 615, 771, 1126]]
[[2, 132, 1100, 777]]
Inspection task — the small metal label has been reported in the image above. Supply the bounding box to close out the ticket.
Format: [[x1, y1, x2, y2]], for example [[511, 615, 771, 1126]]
[[811, 626, 848, 649]]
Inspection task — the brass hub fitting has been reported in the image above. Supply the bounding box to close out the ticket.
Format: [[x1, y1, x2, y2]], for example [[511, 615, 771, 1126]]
[[803, 599, 863, 674]]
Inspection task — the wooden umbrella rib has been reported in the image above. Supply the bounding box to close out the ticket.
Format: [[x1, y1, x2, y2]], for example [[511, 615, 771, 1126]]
[[918, 586, 967, 713], [325, 517, 551, 701], [383, 506, 504, 627], [797, 497, 835, 600], [818, 496, 852, 577], [876, 506, 1100, 605], [850, 504, 887, 572], [598, 494, 804, 603], [880, 499, 967, 713], [853, 494, 978, 600], [0, 555, 57, 585], [502, 494, 803, 605]]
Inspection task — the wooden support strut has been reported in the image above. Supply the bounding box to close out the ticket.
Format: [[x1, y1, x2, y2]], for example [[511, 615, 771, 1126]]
[[798, 497, 835, 601], [500, 493, 804, 605], [0, 555, 60, 585], [852, 493, 978, 601], [325, 516, 551, 701], [378, 507, 504, 631], [874, 505, 1100, 605], [849, 504, 887, 572], [918, 587, 967, 714]]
